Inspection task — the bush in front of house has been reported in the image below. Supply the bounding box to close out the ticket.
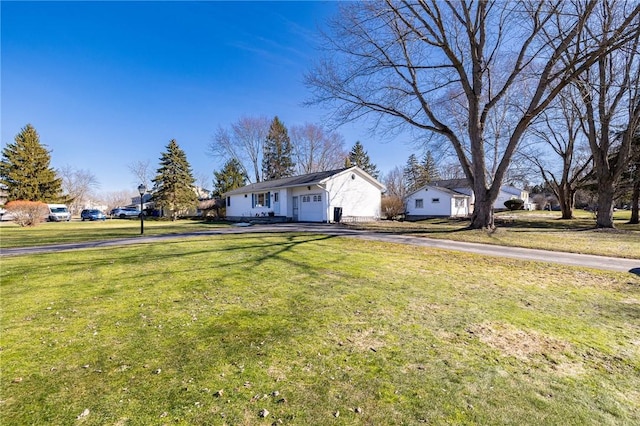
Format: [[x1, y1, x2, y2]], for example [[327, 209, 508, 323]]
[[381, 196, 406, 220], [504, 199, 525, 211], [5, 200, 49, 227]]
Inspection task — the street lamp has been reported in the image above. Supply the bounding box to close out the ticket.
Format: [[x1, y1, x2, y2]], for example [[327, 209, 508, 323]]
[[138, 184, 146, 235]]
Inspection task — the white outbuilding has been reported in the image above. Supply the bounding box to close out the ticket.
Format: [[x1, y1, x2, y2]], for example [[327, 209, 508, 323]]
[[404, 185, 471, 220], [223, 167, 385, 223]]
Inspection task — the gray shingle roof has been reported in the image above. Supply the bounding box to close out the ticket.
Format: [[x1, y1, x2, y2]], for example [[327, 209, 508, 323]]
[[224, 168, 352, 196]]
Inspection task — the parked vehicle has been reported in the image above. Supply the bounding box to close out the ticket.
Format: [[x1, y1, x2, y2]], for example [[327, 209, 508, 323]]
[[81, 209, 106, 221], [47, 204, 71, 222], [111, 207, 142, 219]]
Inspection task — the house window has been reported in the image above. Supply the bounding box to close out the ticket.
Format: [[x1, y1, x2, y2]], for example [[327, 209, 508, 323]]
[[415, 199, 424, 209], [302, 195, 310, 202], [313, 194, 322, 202], [455, 198, 464, 208], [432, 198, 440, 203], [274, 192, 279, 202], [252, 192, 270, 208], [226, 197, 231, 207]]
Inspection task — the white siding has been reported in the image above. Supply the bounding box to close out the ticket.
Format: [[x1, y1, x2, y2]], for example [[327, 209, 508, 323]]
[[406, 187, 454, 217], [324, 170, 381, 221]]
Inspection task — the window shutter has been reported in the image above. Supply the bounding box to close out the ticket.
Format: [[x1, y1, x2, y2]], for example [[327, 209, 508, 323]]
[[266, 192, 271, 208], [251, 194, 255, 208]]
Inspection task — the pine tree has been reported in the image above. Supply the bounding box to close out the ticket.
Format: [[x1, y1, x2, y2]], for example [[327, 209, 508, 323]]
[[404, 154, 422, 192], [152, 139, 198, 221], [262, 116, 295, 180], [348, 141, 379, 178], [213, 158, 247, 198], [421, 150, 441, 183], [0, 124, 64, 202]]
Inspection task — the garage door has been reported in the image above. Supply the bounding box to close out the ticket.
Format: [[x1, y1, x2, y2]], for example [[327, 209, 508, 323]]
[[298, 193, 324, 222]]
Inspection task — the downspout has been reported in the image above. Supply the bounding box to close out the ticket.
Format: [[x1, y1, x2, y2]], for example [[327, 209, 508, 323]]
[[318, 183, 330, 223]]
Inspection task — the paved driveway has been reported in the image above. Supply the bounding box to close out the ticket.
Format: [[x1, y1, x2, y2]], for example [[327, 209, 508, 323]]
[[1, 223, 638, 274]]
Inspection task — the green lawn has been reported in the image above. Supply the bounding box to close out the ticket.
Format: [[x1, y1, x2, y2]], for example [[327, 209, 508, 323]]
[[0, 219, 229, 248], [348, 210, 640, 259], [2, 234, 638, 424]]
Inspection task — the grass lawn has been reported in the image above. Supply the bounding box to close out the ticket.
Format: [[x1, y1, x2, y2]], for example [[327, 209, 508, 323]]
[[1, 234, 639, 424], [0, 219, 229, 249], [348, 210, 640, 259]]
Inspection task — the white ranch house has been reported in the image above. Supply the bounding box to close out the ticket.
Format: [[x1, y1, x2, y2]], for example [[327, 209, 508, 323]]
[[405, 179, 530, 219], [224, 167, 385, 223], [404, 185, 471, 219]]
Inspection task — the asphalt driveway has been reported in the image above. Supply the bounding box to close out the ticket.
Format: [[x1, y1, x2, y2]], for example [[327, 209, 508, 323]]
[[1, 223, 638, 275]]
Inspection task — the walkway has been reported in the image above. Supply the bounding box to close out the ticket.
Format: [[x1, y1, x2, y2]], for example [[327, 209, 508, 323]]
[[1, 223, 638, 274]]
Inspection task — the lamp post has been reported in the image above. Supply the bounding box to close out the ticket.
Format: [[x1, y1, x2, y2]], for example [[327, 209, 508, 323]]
[[138, 184, 146, 235]]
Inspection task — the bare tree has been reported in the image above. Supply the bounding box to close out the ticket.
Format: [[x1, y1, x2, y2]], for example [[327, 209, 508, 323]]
[[526, 91, 593, 219], [306, 0, 640, 229], [209, 116, 270, 183], [127, 160, 153, 190], [382, 165, 407, 199], [102, 190, 136, 213], [290, 123, 348, 174], [59, 165, 100, 214], [570, 1, 640, 228]]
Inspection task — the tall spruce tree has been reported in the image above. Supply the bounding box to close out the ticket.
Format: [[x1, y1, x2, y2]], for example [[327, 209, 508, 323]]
[[213, 158, 247, 198], [348, 141, 379, 178], [152, 139, 198, 221], [422, 150, 441, 183], [404, 154, 422, 192], [262, 116, 295, 180], [0, 124, 64, 202]]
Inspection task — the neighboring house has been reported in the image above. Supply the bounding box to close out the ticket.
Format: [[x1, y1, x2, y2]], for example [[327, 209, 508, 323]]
[[224, 167, 385, 223], [429, 179, 530, 212], [405, 185, 471, 220]]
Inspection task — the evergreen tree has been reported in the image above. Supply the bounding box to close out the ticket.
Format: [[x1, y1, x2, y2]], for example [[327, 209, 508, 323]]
[[213, 158, 247, 198], [152, 139, 198, 221], [0, 124, 64, 202], [348, 141, 379, 178], [421, 150, 441, 183], [262, 116, 295, 180], [404, 154, 422, 192]]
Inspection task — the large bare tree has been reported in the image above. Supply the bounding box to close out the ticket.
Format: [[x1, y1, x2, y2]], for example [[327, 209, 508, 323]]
[[209, 116, 270, 183], [290, 123, 348, 175], [526, 91, 593, 219], [570, 0, 640, 228], [306, 0, 640, 229], [59, 165, 99, 214]]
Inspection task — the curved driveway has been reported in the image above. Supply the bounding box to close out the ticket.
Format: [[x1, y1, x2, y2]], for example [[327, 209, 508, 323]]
[[1, 223, 638, 274]]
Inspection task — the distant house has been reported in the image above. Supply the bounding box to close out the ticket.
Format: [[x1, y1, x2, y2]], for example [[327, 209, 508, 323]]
[[404, 185, 471, 220], [404, 179, 530, 219], [224, 167, 385, 223]]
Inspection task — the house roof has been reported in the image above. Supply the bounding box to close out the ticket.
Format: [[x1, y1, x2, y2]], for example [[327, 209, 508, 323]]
[[431, 178, 471, 189], [224, 167, 384, 196], [406, 183, 470, 199]]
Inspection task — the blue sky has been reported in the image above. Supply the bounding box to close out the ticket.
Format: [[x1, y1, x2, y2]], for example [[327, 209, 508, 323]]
[[2, 1, 414, 194]]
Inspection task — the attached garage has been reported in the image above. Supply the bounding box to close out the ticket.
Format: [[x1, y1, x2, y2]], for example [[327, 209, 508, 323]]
[[298, 193, 324, 222]]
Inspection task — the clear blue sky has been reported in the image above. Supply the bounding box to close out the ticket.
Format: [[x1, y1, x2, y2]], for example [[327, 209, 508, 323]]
[[2, 1, 413, 194]]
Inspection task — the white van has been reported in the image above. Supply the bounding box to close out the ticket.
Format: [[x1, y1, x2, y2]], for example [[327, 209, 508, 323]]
[[47, 204, 71, 222]]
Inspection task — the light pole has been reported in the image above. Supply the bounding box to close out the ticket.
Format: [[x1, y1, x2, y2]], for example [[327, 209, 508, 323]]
[[138, 184, 146, 235]]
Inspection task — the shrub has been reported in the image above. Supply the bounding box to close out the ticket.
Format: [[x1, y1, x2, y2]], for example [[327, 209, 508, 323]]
[[381, 195, 406, 220], [504, 198, 525, 211], [5, 200, 49, 227]]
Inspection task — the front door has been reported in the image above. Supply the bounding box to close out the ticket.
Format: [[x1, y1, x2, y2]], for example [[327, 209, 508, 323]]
[[292, 196, 299, 221]]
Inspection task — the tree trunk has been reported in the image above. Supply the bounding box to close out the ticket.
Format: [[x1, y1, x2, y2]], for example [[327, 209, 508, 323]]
[[596, 177, 616, 228], [470, 196, 495, 230], [556, 184, 575, 219], [630, 179, 639, 224]]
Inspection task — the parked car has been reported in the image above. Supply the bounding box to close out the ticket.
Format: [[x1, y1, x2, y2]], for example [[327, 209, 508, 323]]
[[111, 207, 142, 219], [47, 204, 71, 222], [81, 209, 106, 221]]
